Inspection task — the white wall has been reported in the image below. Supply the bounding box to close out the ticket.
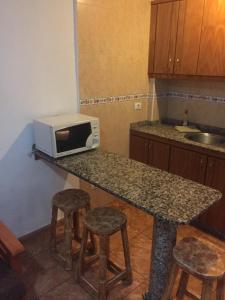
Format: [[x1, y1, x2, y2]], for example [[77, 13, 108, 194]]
[[0, 0, 79, 237]]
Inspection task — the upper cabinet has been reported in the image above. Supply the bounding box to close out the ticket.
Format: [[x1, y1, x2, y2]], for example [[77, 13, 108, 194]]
[[174, 0, 204, 75], [149, 1, 179, 74], [197, 0, 225, 76], [149, 0, 225, 78]]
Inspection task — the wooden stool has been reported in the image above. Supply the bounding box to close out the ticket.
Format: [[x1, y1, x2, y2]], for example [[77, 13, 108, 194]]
[[50, 189, 95, 270], [77, 207, 133, 300], [162, 237, 225, 300]]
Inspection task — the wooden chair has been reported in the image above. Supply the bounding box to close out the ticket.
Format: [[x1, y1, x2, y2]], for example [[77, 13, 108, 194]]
[[77, 207, 133, 300], [0, 221, 25, 274], [50, 188, 95, 270], [162, 237, 225, 300]]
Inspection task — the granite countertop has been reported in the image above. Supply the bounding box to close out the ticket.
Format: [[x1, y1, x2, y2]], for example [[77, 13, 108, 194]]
[[131, 121, 225, 154], [36, 149, 221, 225]]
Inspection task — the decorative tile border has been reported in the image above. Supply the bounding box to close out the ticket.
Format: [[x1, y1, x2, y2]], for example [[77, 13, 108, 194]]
[[80, 91, 225, 106], [166, 92, 225, 103], [80, 93, 152, 106]]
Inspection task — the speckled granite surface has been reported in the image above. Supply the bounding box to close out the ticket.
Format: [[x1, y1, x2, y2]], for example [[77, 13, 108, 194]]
[[131, 121, 225, 154], [36, 149, 221, 224]]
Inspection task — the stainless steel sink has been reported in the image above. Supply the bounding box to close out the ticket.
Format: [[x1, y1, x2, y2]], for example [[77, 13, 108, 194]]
[[184, 132, 225, 147]]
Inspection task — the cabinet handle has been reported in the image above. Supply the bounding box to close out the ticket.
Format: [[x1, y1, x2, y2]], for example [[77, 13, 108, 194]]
[[169, 58, 172, 63], [176, 58, 180, 63], [200, 158, 204, 166], [209, 161, 214, 168]]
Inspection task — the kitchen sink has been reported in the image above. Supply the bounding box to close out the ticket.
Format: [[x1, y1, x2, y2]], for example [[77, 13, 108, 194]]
[[184, 132, 225, 147]]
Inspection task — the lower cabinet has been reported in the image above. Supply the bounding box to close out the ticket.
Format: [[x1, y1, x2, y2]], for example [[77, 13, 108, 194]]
[[199, 157, 225, 234], [130, 134, 148, 164], [130, 133, 170, 171], [149, 140, 170, 171], [169, 147, 207, 184], [130, 130, 225, 238]]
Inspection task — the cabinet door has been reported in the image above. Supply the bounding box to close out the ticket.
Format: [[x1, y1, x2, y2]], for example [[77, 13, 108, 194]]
[[169, 147, 207, 184], [148, 141, 170, 171], [197, 0, 225, 76], [200, 157, 225, 233], [152, 1, 180, 74], [174, 0, 204, 75], [129, 134, 148, 164]]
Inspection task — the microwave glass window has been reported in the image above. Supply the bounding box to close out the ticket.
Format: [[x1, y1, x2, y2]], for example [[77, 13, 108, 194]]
[[55, 122, 92, 153]]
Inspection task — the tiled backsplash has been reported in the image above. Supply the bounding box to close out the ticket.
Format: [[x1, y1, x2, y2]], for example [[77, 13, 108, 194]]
[[167, 92, 225, 104], [162, 78, 225, 129], [80, 93, 151, 106], [80, 92, 170, 106], [80, 91, 225, 106]]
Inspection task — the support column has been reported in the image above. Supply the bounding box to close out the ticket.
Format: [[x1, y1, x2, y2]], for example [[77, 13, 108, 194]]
[[144, 218, 177, 300]]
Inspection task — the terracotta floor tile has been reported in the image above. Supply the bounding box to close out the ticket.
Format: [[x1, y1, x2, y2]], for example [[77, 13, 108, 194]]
[[108, 270, 145, 300], [111, 233, 152, 281], [109, 198, 129, 211], [39, 279, 92, 300], [124, 283, 148, 300], [22, 255, 72, 297], [74, 259, 144, 300]]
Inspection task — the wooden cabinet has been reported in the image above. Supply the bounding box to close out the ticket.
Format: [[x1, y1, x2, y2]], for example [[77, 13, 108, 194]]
[[148, 140, 170, 171], [174, 0, 205, 75], [149, 1, 179, 74], [130, 133, 170, 171], [130, 134, 148, 164], [199, 158, 225, 233], [149, 0, 225, 78], [169, 147, 207, 184], [149, 0, 204, 76], [197, 0, 225, 76]]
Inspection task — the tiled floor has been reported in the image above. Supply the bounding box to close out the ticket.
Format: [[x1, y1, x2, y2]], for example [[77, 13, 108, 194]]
[[20, 198, 225, 299]]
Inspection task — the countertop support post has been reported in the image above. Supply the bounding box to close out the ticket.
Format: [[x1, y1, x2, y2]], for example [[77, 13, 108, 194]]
[[144, 218, 177, 300]]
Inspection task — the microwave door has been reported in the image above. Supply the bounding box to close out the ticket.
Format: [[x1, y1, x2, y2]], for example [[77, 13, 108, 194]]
[[55, 122, 92, 154]]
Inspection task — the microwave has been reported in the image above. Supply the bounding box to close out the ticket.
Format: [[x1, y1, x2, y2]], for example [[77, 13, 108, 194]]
[[34, 113, 100, 158]]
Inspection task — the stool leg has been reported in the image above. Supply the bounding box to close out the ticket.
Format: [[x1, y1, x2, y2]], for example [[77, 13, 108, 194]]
[[121, 223, 133, 284], [50, 205, 58, 250], [201, 280, 213, 300], [161, 261, 179, 300], [77, 225, 88, 278], [216, 275, 225, 300], [73, 211, 81, 242], [176, 271, 189, 300], [85, 204, 96, 255], [87, 231, 96, 255], [98, 235, 108, 300], [64, 213, 73, 270]]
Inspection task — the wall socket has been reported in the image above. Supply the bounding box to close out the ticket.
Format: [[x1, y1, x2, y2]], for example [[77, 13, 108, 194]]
[[134, 102, 142, 110]]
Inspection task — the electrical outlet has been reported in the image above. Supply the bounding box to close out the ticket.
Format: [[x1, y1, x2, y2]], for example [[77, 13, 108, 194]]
[[134, 102, 142, 110]]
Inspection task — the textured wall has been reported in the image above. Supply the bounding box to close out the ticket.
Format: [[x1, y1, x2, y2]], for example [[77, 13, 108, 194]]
[[0, 0, 79, 237], [77, 0, 152, 156]]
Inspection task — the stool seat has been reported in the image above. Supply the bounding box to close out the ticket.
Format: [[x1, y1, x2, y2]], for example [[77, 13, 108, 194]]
[[84, 207, 127, 235], [174, 237, 224, 279], [53, 189, 90, 214], [162, 237, 225, 300]]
